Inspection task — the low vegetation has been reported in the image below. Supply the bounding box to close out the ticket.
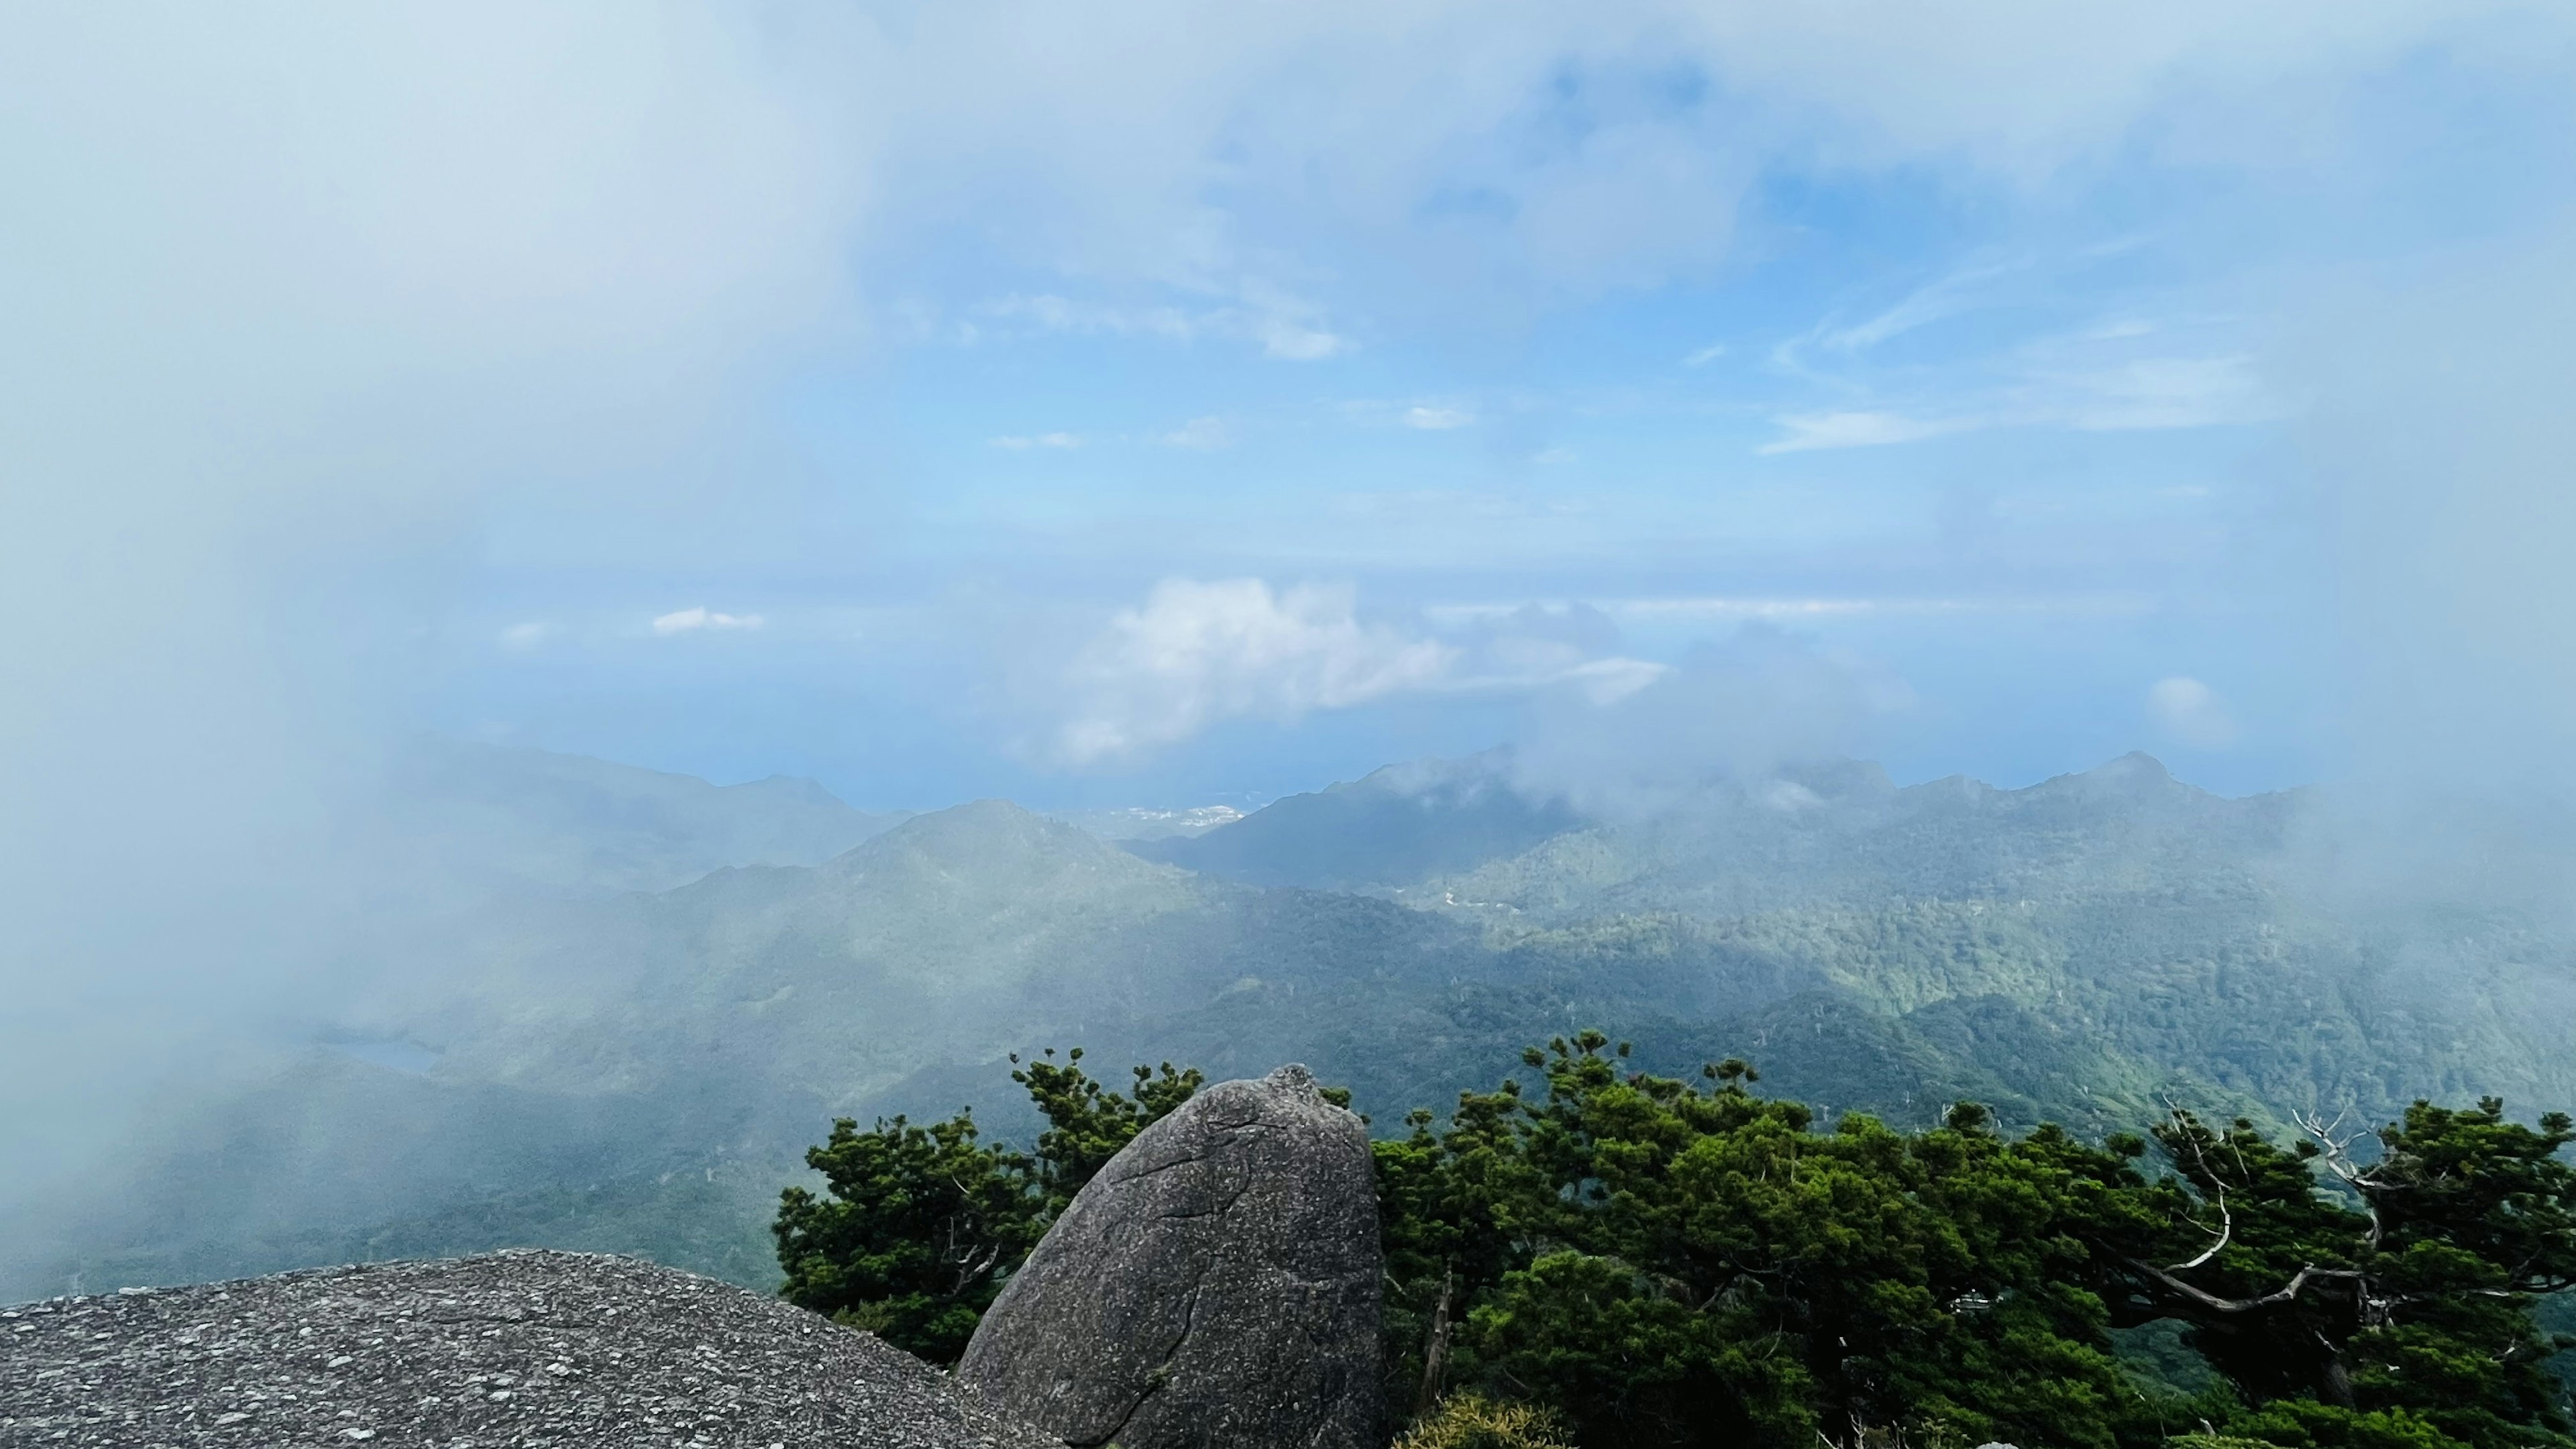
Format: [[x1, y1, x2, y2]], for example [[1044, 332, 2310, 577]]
[[778, 1034, 2576, 1449]]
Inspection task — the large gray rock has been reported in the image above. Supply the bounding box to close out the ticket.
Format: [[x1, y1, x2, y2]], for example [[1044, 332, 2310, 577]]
[[1, 1250, 1058, 1448], [957, 1063, 1383, 1449]]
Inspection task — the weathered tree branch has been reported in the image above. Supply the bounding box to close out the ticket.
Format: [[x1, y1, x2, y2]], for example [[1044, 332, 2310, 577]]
[[2294, 1108, 2397, 1250], [2127, 1257, 2366, 1315], [2163, 1103, 2235, 1271], [1414, 1267, 1456, 1418]]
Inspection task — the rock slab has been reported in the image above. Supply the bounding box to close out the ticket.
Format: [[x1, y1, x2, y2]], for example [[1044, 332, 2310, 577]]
[[957, 1063, 1382, 1449], [1, 1248, 1059, 1448]]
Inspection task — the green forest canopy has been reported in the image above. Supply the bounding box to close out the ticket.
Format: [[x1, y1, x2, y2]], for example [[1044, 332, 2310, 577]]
[[773, 1036, 2576, 1449]]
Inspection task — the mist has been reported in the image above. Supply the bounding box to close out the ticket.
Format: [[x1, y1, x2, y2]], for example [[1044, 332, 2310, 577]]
[[0, 5, 864, 1203], [7, 0, 2576, 1313], [2268, 221, 2576, 920]]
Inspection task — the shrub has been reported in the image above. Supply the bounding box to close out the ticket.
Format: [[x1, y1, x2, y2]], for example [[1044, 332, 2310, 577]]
[[1395, 1393, 1576, 1449]]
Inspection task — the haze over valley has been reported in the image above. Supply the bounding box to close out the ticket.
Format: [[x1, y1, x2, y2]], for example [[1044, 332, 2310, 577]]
[[12, 738, 2573, 1305]]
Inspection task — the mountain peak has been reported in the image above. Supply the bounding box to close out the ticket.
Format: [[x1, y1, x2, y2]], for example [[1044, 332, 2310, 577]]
[[1134, 753, 1579, 889], [2086, 750, 2176, 786], [839, 798, 1173, 880], [729, 773, 854, 810], [2027, 751, 2197, 804]]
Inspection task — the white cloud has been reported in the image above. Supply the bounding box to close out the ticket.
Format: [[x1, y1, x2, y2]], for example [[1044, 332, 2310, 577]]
[[842, 0, 2559, 335], [1053, 579, 1453, 763], [652, 606, 764, 635], [1559, 655, 1670, 706], [1160, 417, 1231, 449], [975, 294, 1197, 342], [1510, 627, 1912, 818], [991, 432, 1083, 449], [1403, 405, 1475, 431], [1759, 410, 1982, 453], [2054, 354, 2269, 431], [1819, 259, 2024, 356], [2147, 675, 2239, 748], [498, 621, 553, 651], [1429, 592, 2161, 623], [1252, 314, 1349, 360], [1682, 343, 1727, 366], [1758, 344, 2271, 453], [971, 289, 1346, 361], [1756, 241, 2281, 453]]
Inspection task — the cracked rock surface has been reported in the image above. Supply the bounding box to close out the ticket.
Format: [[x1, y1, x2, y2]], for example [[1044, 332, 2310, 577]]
[[0, 1248, 1060, 1449], [957, 1063, 1382, 1449]]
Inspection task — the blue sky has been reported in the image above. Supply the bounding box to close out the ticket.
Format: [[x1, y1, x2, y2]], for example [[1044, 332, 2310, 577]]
[[10, 3, 2576, 820], [9, 0, 2576, 1203]]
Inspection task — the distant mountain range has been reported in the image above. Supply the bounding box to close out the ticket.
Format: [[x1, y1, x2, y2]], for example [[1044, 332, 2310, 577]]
[[1126, 752, 1581, 887], [12, 742, 2576, 1305], [1046, 804, 1245, 841], [378, 737, 906, 896]]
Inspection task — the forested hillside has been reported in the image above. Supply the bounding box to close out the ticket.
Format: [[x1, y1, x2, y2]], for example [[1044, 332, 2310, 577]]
[[12, 749, 2575, 1310]]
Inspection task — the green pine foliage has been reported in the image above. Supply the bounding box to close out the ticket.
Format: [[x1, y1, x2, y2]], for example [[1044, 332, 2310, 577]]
[[2127, 1101, 2576, 1449], [778, 1034, 2576, 1448], [1384, 1032, 2161, 1448], [772, 1046, 1199, 1362], [1010, 1050, 1206, 1216], [770, 1109, 1038, 1362]]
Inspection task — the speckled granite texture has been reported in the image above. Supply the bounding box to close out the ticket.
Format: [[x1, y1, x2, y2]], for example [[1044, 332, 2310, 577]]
[[0, 1248, 1060, 1449], [957, 1065, 1383, 1449]]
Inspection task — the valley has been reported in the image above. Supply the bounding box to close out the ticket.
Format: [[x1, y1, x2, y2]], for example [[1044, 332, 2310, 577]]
[[13, 743, 2573, 1305]]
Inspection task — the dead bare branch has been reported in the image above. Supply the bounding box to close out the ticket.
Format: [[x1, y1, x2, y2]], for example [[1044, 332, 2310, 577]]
[[2162, 1099, 2235, 1271], [2127, 1257, 2367, 1315], [2295, 1108, 2390, 1249]]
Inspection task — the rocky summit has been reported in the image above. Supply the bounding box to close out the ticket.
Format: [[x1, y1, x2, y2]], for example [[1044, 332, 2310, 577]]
[[958, 1063, 1384, 1449], [0, 1249, 1057, 1448]]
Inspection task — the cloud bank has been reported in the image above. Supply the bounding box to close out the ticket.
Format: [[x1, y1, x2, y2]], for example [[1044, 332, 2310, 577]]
[[2300, 221, 2576, 851], [1052, 580, 1454, 764], [1510, 627, 1911, 818], [0, 3, 865, 1203]]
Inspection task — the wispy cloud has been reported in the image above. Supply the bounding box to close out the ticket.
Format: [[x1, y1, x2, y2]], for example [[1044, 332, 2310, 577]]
[[2147, 675, 2239, 748], [1403, 405, 1474, 430], [1429, 593, 2161, 624], [1252, 317, 1346, 361], [1442, 654, 1672, 706], [971, 287, 1346, 361], [1756, 241, 2277, 453], [1159, 417, 1230, 449], [1758, 410, 1981, 453], [651, 607, 764, 636], [1605, 593, 2159, 620], [975, 293, 1194, 341], [1819, 260, 2022, 354], [2048, 355, 2266, 431], [1682, 343, 1727, 366], [497, 621, 552, 652], [991, 432, 1083, 450], [1756, 351, 2272, 452], [1765, 259, 2024, 386]]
